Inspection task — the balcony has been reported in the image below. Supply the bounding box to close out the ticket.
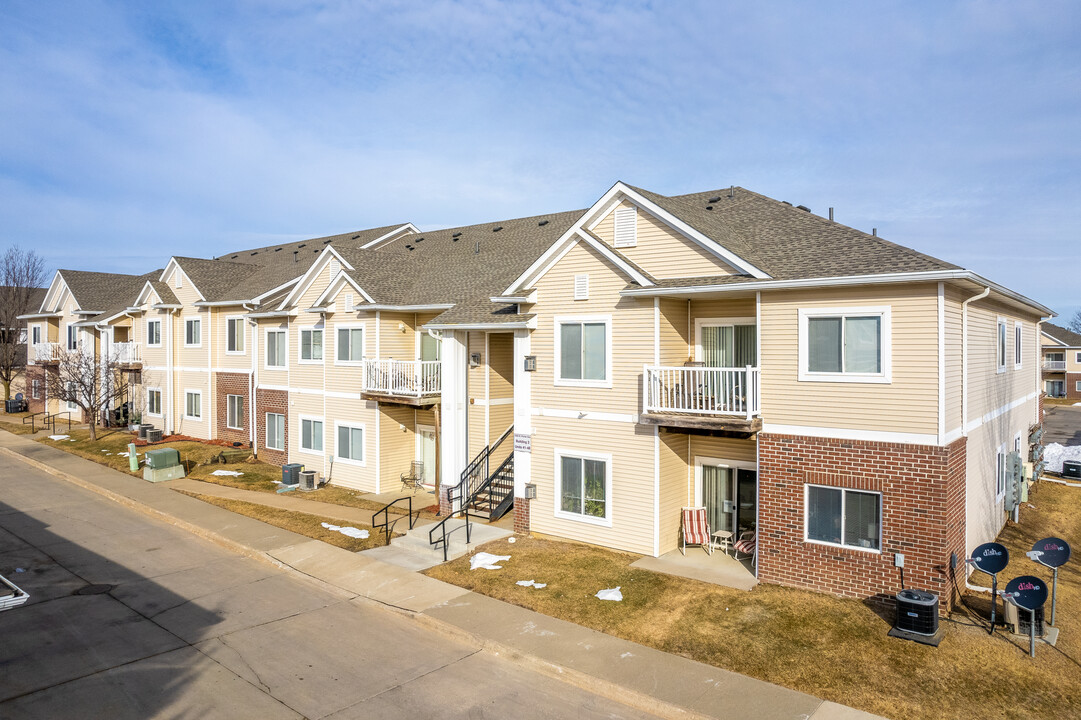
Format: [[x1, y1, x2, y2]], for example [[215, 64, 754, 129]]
[[112, 341, 142, 367], [642, 365, 762, 434], [31, 342, 62, 364], [1043, 360, 1066, 372], [361, 359, 441, 406]]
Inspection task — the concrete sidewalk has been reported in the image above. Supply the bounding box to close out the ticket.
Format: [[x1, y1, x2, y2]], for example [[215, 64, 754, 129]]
[[0, 431, 883, 720]]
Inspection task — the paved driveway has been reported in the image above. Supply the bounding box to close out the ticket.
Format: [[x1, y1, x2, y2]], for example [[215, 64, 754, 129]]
[[1044, 404, 1081, 446], [0, 461, 655, 719]]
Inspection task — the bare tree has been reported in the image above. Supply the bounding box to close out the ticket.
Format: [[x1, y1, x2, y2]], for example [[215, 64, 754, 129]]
[[44, 348, 128, 441], [1069, 310, 1081, 335], [0, 246, 47, 400]]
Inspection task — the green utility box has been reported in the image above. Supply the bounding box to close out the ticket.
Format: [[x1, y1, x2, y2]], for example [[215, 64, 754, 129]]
[[143, 448, 185, 483]]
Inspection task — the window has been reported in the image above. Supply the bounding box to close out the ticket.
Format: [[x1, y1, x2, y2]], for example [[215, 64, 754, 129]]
[[300, 328, 324, 361], [556, 451, 611, 524], [300, 417, 324, 454], [1014, 322, 1023, 369], [573, 274, 589, 300], [146, 320, 161, 347], [798, 307, 891, 382], [336, 423, 365, 463], [31, 379, 40, 399], [185, 318, 201, 347], [227, 318, 245, 353], [266, 330, 287, 368], [227, 395, 244, 429], [31, 325, 41, 345], [613, 205, 637, 248], [66, 325, 77, 351], [18, 328, 26, 344], [555, 316, 610, 386], [1076, 381, 1081, 392], [65, 381, 78, 411], [996, 446, 1008, 499], [147, 389, 162, 416], [805, 485, 881, 551], [266, 413, 285, 451], [336, 327, 364, 363], [184, 391, 202, 420], [997, 319, 1007, 372], [1076, 352, 1081, 364]]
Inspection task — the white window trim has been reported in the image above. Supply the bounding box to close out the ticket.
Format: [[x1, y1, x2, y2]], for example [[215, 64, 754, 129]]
[[298, 414, 325, 457], [553, 447, 613, 527], [226, 394, 244, 430], [225, 316, 246, 355], [265, 412, 285, 451], [1076, 351, 1081, 364], [31, 379, 40, 399], [183, 317, 202, 349], [996, 441, 1008, 502], [693, 317, 757, 364], [146, 387, 163, 417], [333, 420, 367, 466], [553, 314, 613, 389], [298, 327, 325, 365], [66, 325, 78, 351], [30, 324, 41, 346], [1014, 321, 1023, 370], [333, 323, 367, 366], [803, 484, 882, 554], [996, 317, 1008, 374], [183, 389, 203, 421], [797, 306, 892, 384], [146, 319, 162, 348], [1075, 380, 1081, 392], [264, 328, 288, 370]]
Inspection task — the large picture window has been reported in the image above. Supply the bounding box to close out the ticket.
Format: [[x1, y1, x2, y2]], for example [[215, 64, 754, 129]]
[[805, 485, 881, 551], [336, 423, 364, 464], [227, 318, 245, 353], [266, 330, 287, 368], [300, 329, 324, 361], [300, 417, 324, 454], [798, 307, 891, 383], [266, 413, 285, 451], [555, 316, 610, 386], [336, 327, 364, 363], [556, 451, 611, 525]]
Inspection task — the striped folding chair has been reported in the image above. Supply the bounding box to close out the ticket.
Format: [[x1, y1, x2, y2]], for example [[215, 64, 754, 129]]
[[734, 530, 757, 568], [680, 506, 713, 556]]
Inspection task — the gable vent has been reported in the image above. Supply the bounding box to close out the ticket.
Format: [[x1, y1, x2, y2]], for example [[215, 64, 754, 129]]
[[345, 293, 354, 312], [329, 259, 341, 280], [174, 271, 182, 289], [574, 274, 589, 301], [614, 206, 637, 248]]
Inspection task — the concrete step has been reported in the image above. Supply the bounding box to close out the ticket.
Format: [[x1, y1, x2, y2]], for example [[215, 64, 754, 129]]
[[383, 517, 513, 563]]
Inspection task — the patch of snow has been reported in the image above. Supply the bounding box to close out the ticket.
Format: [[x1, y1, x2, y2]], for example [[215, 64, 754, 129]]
[[211, 470, 244, 477], [596, 586, 623, 602], [319, 522, 368, 539], [47, 435, 69, 441], [470, 552, 511, 570], [1043, 443, 1081, 473], [516, 579, 547, 588]]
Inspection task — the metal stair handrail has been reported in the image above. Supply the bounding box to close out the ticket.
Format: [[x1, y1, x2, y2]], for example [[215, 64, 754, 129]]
[[454, 425, 513, 510], [428, 505, 471, 563], [370, 495, 418, 544]]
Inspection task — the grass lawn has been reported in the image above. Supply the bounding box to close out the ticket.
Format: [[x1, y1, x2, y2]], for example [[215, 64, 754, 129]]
[[36, 427, 229, 476], [175, 490, 392, 552], [0, 412, 36, 435], [425, 481, 1081, 720]]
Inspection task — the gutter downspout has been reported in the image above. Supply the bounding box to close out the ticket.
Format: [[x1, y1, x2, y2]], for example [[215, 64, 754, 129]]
[[166, 308, 176, 435], [207, 307, 213, 439], [961, 286, 991, 437], [245, 304, 257, 457]]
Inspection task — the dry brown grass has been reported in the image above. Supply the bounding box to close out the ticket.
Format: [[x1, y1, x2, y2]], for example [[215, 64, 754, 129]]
[[0, 412, 36, 435], [426, 481, 1081, 720], [175, 490, 392, 552], [36, 428, 227, 476]]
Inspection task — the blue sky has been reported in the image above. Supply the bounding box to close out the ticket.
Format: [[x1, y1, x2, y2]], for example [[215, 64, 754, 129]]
[[1, 1, 1078, 319]]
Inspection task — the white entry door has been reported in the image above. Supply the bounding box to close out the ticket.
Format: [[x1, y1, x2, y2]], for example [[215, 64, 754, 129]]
[[417, 425, 437, 486]]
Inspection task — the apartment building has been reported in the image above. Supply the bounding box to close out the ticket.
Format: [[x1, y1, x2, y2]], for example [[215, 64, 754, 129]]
[[1041, 322, 1081, 399], [21, 181, 1052, 609]]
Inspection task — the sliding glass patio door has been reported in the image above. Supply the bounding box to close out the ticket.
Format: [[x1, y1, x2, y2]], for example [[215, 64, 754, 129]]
[[698, 462, 758, 536], [699, 323, 756, 367]]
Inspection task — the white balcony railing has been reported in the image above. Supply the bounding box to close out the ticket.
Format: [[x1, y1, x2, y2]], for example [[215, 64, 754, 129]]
[[362, 359, 441, 397], [1043, 360, 1066, 371], [111, 341, 142, 365], [644, 365, 760, 420], [31, 342, 62, 363]]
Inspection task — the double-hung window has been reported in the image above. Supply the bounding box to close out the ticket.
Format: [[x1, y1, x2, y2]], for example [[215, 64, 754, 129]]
[[66, 326, 77, 351], [336, 424, 364, 463], [336, 327, 364, 363], [300, 329, 323, 362], [65, 381, 78, 411], [227, 318, 245, 353], [32, 379, 40, 399], [997, 319, 1007, 373], [227, 395, 244, 429], [556, 451, 611, 525], [805, 485, 881, 551], [147, 389, 162, 416], [184, 391, 201, 420], [266, 330, 286, 368], [555, 316, 610, 386], [798, 307, 890, 382], [31, 325, 41, 345], [146, 320, 161, 347], [266, 413, 285, 451], [300, 417, 324, 454], [185, 318, 201, 347]]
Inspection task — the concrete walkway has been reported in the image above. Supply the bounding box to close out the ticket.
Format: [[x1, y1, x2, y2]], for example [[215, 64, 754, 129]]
[[0, 431, 883, 720]]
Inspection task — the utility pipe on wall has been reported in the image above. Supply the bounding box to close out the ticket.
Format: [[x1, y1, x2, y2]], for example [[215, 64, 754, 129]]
[[961, 286, 991, 436]]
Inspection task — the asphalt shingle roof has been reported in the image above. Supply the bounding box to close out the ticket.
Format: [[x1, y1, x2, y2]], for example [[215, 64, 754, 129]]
[[60, 270, 160, 318], [1043, 323, 1081, 347]]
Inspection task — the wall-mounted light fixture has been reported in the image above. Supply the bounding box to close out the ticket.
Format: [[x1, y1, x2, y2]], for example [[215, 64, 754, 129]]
[[470, 352, 481, 367], [524, 355, 537, 372]]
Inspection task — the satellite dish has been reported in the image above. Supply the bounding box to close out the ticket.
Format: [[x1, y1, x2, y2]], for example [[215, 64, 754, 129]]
[[971, 542, 1009, 575], [1004, 575, 1048, 612], [15, 392, 24, 401], [1028, 537, 1071, 569]]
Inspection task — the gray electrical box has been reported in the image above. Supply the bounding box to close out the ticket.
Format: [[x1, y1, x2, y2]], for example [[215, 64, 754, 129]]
[[143, 448, 185, 482]]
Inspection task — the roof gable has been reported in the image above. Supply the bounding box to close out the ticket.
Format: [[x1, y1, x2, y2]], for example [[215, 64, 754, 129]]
[[1043, 323, 1081, 347]]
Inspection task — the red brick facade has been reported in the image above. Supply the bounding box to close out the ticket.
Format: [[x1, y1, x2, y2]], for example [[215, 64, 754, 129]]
[[215, 372, 251, 446], [25, 365, 46, 414], [757, 433, 967, 611], [513, 497, 530, 534], [1067, 372, 1081, 400], [255, 387, 288, 466]]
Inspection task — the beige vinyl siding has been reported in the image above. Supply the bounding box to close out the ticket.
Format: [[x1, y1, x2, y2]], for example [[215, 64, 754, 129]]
[[290, 392, 328, 475], [658, 298, 689, 365], [324, 396, 378, 492], [488, 331, 515, 444], [259, 318, 290, 385], [965, 298, 1039, 422], [759, 284, 939, 435], [380, 404, 416, 491], [379, 312, 415, 359], [944, 286, 964, 437], [658, 430, 688, 552], [467, 331, 486, 460], [175, 371, 210, 439], [592, 200, 738, 279], [215, 307, 251, 371], [965, 399, 1034, 551]]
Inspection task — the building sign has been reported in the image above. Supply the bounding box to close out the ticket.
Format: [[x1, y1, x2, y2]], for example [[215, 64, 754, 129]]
[[514, 433, 531, 453]]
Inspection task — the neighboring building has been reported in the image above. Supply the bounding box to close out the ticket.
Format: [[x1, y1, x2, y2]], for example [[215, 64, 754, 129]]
[[20, 181, 1053, 611], [1040, 323, 1081, 399], [1, 285, 46, 401]]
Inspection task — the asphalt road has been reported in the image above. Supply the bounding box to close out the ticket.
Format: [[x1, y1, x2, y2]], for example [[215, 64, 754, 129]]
[[1044, 404, 1081, 447], [0, 461, 655, 720]]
